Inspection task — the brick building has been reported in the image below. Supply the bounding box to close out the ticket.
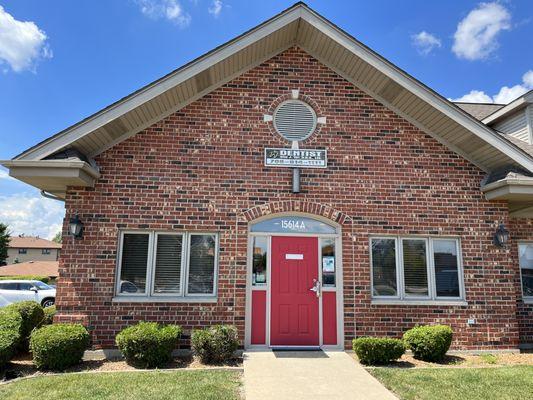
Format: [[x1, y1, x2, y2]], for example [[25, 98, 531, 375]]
[[2, 3, 532, 351]]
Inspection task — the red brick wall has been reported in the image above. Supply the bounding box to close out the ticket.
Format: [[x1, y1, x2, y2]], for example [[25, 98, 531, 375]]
[[510, 218, 533, 347], [57, 47, 523, 350]]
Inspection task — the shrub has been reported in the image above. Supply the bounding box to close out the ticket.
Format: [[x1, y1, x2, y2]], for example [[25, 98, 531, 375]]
[[41, 305, 56, 325], [191, 325, 239, 364], [116, 322, 182, 368], [0, 276, 50, 284], [0, 308, 23, 368], [6, 301, 44, 350], [352, 337, 406, 365], [29, 324, 89, 370], [403, 325, 453, 362]]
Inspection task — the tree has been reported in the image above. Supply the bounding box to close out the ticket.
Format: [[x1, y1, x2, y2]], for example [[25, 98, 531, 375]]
[[0, 223, 10, 266], [52, 231, 62, 244]]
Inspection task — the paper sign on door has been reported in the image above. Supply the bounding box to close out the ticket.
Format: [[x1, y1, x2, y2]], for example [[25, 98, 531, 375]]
[[285, 254, 304, 260]]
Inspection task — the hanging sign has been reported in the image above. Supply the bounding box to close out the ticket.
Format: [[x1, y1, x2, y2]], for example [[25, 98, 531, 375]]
[[264, 148, 327, 168]]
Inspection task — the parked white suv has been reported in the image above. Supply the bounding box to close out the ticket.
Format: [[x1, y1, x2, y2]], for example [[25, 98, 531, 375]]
[[0, 280, 56, 308]]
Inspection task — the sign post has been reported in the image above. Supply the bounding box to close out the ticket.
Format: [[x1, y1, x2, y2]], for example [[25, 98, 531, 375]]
[[264, 146, 327, 193]]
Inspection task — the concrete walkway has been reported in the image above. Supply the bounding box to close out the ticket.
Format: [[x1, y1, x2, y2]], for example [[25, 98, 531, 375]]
[[243, 351, 398, 400]]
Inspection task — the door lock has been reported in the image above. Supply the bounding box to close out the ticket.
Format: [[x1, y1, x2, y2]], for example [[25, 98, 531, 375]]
[[309, 279, 321, 298]]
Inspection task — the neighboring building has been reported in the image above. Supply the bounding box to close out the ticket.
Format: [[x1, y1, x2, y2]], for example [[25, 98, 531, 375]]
[[1, 4, 532, 351], [6, 236, 61, 265], [0, 261, 59, 280]]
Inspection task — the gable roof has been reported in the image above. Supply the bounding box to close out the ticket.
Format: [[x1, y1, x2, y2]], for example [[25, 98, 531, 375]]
[[3, 2, 533, 199], [8, 236, 62, 249], [454, 102, 505, 121], [0, 261, 59, 278], [482, 90, 533, 125]]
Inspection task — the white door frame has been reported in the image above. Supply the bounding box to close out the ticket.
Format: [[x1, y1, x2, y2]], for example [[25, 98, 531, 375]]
[[244, 212, 344, 350]]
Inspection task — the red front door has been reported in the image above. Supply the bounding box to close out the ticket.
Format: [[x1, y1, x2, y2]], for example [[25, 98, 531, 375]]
[[270, 236, 319, 346]]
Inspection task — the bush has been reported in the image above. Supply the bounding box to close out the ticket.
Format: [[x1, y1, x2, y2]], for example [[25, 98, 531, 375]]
[[403, 325, 453, 362], [0, 276, 50, 284], [116, 322, 182, 368], [353, 337, 406, 365], [29, 324, 89, 370], [6, 301, 44, 350], [0, 308, 23, 368], [191, 325, 239, 364], [41, 305, 56, 325]]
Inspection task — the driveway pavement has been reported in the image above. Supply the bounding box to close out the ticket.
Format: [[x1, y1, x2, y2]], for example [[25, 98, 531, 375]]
[[243, 351, 398, 400]]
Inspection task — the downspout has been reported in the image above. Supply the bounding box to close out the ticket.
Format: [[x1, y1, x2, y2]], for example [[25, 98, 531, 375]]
[[40, 190, 65, 202]]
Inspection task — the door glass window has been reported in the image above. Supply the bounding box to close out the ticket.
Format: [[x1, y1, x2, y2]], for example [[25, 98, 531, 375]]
[[321, 238, 335, 287], [0, 282, 18, 290], [18, 282, 33, 291], [252, 236, 268, 286]]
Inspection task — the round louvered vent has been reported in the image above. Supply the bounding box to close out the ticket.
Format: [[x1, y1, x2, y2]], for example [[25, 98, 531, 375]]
[[273, 100, 317, 141]]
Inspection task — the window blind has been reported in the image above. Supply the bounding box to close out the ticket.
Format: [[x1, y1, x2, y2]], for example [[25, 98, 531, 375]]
[[153, 234, 183, 294], [119, 233, 149, 294], [402, 239, 428, 297], [188, 235, 216, 294], [433, 240, 460, 297], [372, 239, 397, 296]]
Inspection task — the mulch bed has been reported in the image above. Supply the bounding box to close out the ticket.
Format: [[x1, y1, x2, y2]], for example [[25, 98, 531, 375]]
[[1, 353, 243, 383], [352, 352, 533, 368]]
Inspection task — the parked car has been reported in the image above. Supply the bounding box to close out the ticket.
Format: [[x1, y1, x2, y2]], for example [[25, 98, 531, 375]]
[[0, 280, 56, 307]]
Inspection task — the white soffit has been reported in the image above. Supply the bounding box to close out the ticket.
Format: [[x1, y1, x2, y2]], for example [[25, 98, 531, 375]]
[[9, 3, 533, 174]]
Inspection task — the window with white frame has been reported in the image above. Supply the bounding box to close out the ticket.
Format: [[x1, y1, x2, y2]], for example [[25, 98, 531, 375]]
[[518, 243, 533, 300], [371, 237, 463, 301], [116, 231, 218, 298]]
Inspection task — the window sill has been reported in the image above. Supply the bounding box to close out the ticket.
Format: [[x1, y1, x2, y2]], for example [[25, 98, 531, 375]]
[[522, 298, 533, 304], [112, 296, 218, 304], [371, 299, 468, 306]]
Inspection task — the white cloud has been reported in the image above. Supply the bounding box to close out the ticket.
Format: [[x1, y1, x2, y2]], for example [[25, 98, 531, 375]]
[[208, 0, 223, 18], [0, 193, 64, 240], [411, 31, 442, 55], [452, 2, 511, 61], [0, 6, 52, 72], [136, 0, 191, 27], [0, 169, 13, 180], [451, 70, 533, 104]]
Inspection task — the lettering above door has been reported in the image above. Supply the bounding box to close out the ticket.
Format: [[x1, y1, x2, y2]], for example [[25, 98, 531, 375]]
[[250, 216, 337, 234]]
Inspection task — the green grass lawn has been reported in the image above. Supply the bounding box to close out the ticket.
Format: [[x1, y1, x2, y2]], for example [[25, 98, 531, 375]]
[[0, 370, 241, 400], [370, 366, 533, 400]]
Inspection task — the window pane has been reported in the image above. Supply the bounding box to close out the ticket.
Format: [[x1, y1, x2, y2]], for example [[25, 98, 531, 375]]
[[188, 235, 216, 294], [153, 234, 183, 294], [403, 239, 428, 297], [252, 236, 268, 286], [19, 282, 33, 290], [372, 239, 397, 296], [433, 240, 460, 297], [321, 238, 336, 287], [519, 244, 533, 297], [119, 233, 149, 294]]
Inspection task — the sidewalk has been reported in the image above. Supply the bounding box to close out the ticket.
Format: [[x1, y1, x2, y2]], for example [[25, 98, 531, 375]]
[[243, 351, 398, 400]]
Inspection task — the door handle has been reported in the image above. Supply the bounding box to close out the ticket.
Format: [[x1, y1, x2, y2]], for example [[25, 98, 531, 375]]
[[309, 279, 321, 298]]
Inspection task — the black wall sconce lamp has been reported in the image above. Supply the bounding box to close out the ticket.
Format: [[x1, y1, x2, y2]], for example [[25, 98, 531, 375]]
[[493, 224, 509, 248], [68, 214, 84, 239]]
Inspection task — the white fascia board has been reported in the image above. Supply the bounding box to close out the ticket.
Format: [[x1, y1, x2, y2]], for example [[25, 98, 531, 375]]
[[299, 9, 533, 173], [482, 91, 533, 125], [1, 159, 100, 179], [15, 8, 302, 162]]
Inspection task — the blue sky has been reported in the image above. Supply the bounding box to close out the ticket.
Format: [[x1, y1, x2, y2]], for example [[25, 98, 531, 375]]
[[0, 0, 532, 239]]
